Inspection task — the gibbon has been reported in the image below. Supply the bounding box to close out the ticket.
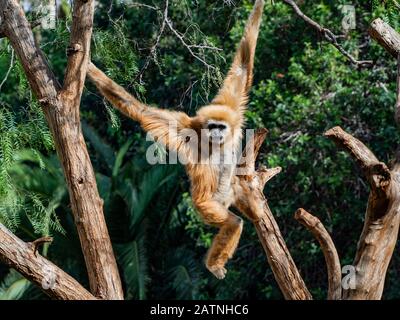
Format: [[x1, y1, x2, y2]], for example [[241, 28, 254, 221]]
[[87, 0, 265, 279]]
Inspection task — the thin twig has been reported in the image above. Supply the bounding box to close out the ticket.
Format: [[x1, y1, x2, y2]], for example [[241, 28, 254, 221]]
[[166, 17, 217, 70], [127, 2, 159, 11], [136, 0, 221, 83], [282, 0, 373, 67], [0, 47, 14, 92], [187, 44, 223, 51], [138, 0, 168, 84]]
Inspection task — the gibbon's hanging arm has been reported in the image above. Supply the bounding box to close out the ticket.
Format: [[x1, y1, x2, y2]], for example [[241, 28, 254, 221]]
[[212, 0, 264, 111]]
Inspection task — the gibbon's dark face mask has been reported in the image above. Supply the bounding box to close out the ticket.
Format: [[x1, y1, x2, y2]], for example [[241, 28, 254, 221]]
[[206, 120, 229, 145]]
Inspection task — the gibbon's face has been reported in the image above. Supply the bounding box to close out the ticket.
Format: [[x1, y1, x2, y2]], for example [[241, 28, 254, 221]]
[[205, 119, 230, 145], [195, 104, 240, 147]]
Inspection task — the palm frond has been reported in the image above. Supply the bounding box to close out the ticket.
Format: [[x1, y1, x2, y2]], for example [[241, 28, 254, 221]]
[[162, 248, 202, 300], [0, 270, 31, 300], [116, 239, 150, 300]]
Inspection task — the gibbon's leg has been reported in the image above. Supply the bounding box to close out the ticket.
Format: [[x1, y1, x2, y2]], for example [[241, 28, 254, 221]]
[[195, 200, 243, 279]]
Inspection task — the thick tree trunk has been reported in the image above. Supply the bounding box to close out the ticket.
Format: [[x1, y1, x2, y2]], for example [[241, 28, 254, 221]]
[[0, 0, 123, 299]]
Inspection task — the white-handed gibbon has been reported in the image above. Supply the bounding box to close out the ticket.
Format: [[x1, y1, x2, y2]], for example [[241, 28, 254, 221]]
[[87, 0, 265, 279]]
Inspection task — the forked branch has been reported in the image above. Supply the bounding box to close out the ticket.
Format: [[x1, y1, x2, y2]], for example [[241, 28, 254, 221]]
[[0, 0, 123, 299], [324, 125, 399, 299]]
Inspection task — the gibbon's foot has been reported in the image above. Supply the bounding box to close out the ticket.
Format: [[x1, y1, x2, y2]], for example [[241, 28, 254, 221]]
[[207, 265, 227, 280]]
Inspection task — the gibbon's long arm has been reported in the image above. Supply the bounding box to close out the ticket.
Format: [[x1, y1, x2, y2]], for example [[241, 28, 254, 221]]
[[212, 0, 264, 112], [87, 63, 192, 153]]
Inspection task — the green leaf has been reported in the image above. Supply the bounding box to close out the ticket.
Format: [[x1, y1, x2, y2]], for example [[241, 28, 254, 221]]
[[0, 270, 31, 300]]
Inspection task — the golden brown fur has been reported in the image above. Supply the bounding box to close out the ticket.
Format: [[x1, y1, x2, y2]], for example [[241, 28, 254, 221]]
[[87, 0, 264, 279]]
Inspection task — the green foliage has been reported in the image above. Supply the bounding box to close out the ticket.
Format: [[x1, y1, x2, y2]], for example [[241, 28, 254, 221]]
[[372, 0, 400, 29], [180, 193, 213, 248], [1, 150, 66, 238]]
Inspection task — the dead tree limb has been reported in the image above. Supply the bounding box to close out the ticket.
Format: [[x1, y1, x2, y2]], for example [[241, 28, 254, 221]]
[[0, 0, 123, 299], [232, 129, 312, 300], [369, 18, 400, 172], [294, 208, 341, 300], [0, 223, 95, 300], [325, 126, 400, 300], [369, 18, 400, 58]]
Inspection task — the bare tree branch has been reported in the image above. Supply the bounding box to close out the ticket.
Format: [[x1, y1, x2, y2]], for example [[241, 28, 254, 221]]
[[0, 47, 14, 92], [133, 0, 222, 83], [127, 2, 159, 11], [30, 236, 53, 257], [294, 208, 341, 300], [0, 223, 95, 300], [282, 0, 373, 67], [368, 19, 400, 171], [325, 125, 400, 299], [165, 18, 218, 70], [137, 0, 169, 84], [395, 54, 400, 126], [237, 128, 268, 174]]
